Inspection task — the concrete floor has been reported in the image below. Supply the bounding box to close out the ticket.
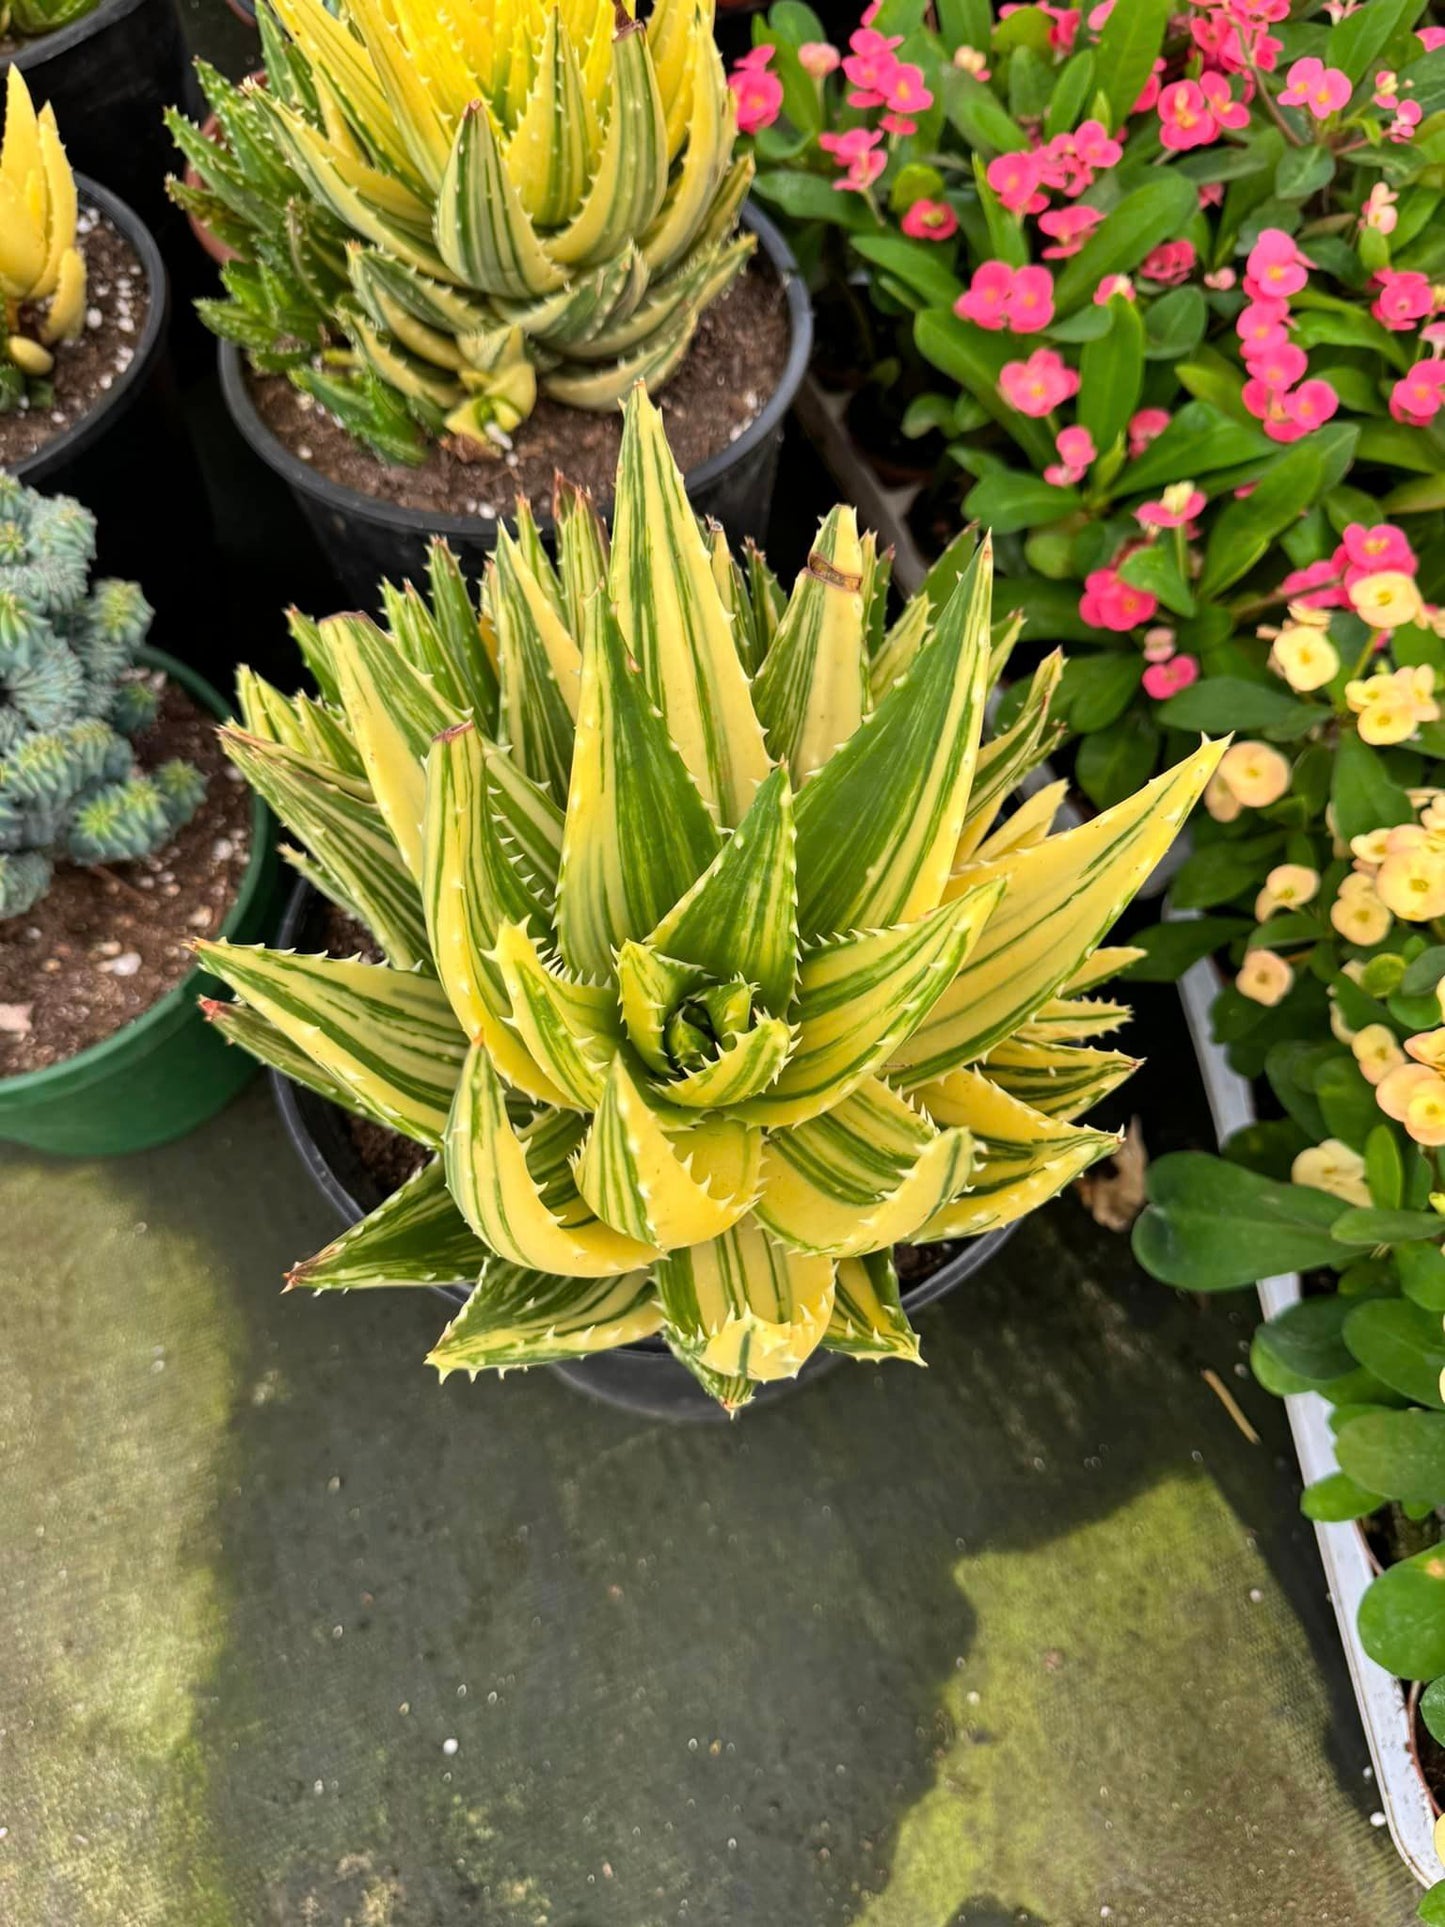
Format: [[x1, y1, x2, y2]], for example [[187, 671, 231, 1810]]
[[0, 1080, 1424, 1924]]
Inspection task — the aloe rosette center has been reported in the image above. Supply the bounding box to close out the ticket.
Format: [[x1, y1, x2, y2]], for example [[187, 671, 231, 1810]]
[[201, 385, 1221, 1410]]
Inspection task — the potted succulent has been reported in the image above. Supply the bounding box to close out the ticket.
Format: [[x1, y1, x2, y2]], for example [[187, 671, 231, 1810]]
[[740, 0, 1445, 816], [0, 475, 277, 1155], [200, 384, 1215, 1416], [0, 0, 196, 242], [168, 0, 813, 602]]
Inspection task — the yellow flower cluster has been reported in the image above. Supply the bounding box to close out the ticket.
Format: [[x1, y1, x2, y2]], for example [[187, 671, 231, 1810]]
[[1344, 663, 1439, 746], [1378, 1030, 1445, 1147]]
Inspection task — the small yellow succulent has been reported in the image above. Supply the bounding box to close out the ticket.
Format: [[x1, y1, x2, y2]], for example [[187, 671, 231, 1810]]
[[0, 67, 85, 380]]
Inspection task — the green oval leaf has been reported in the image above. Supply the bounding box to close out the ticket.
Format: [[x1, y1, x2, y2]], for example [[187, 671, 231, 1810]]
[[1358, 1543, 1445, 1680], [1337, 1408, 1445, 1506], [1343, 1298, 1445, 1408]]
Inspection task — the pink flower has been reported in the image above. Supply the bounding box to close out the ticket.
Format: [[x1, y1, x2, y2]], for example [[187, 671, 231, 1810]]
[[1143, 655, 1200, 700], [1039, 204, 1104, 258], [1361, 183, 1399, 234], [998, 348, 1079, 416], [1339, 522, 1418, 579], [1199, 184, 1227, 212], [1201, 71, 1251, 130], [798, 41, 840, 77], [1094, 273, 1135, 304], [1280, 378, 1341, 442], [1137, 487, 1206, 529], [1237, 297, 1292, 357], [986, 149, 1043, 215], [1390, 100, 1424, 143], [1143, 627, 1176, 663], [884, 60, 932, 118], [1132, 59, 1165, 116], [955, 261, 1054, 333], [1245, 229, 1311, 300], [1044, 423, 1097, 485], [1074, 119, 1124, 169], [1157, 79, 1216, 150], [1421, 26, 1445, 51], [818, 127, 886, 193], [1390, 359, 1445, 425], [1079, 566, 1158, 632], [1139, 240, 1195, 285], [1244, 340, 1309, 391], [1279, 56, 1353, 119], [728, 52, 784, 135], [1281, 557, 1348, 608], [842, 25, 903, 107], [1373, 268, 1435, 330], [1128, 408, 1170, 458], [900, 198, 959, 242]]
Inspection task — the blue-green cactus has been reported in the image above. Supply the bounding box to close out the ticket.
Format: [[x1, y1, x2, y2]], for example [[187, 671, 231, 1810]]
[[0, 479, 206, 922]]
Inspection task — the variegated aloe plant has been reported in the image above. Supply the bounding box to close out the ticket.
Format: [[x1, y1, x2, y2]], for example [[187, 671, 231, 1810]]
[[201, 387, 1221, 1410], [169, 0, 748, 461]]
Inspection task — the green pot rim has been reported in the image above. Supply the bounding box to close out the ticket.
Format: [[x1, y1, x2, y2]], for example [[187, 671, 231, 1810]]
[[0, 642, 272, 1098]]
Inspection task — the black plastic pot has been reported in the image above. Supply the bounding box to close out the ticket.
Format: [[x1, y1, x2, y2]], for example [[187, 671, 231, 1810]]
[[17, 177, 214, 643], [269, 879, 1018, 1422], [1, 0, 199, 248], [217, 202, 814, 605]]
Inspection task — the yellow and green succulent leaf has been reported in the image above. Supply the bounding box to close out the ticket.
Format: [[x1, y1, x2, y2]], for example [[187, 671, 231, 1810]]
[[792, 541, 993, 942], [1063, 945, 1146, 994], [867, 596, 930, 707], [825, 1250, 922, 1363], [378, 574, 481, 725], [981, 1038, 1140, 1122], [895, 739, 1223, 1087], [286, 605, 341, 704], [755, 1075, 974, 1258], [615, 940, 708, 1074], [549, 10, 668, 270], [445, 1038, 661, 1275], [752, 507, 868, 790], [952, 651, 1065, 866], [913, 1069, 1118, 1239], [537, 294, 699, 410], [288, 1155, 489, 1291], [639, 10, 731, 271], [555, 588, 720, 982], [479, 738, 565, 899], [1017, 994, 1132, 1044], [493, 919, 620, 1111], [426, 539, 501, 729], [219, 727, 429, 969], [609, 384, 770, 827], [554, 477, 610, 637], [200, 994, 372, 1121], [744, 878, 1006, 1128], [436, 99, 566, 299], [429, 1260, 663, 1375], [859, 529, 891, 661], [645, 764, 798, 1016], [972, 775, 1067, 862], [491, 523, 581, 801], [324, 610, 460, 877], [194, 941, 465, 1145], [505, 7, 590, 229], [662, 1333, 757, 1413], [575, 1057, 761, 1247], [643, 1012, 792, 1110], [655, 1215, 836, 1383]]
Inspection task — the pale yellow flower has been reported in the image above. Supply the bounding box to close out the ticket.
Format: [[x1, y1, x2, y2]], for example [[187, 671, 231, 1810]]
[[1349, 570, 1426, 630], [1408, 1029, 1445, 1071], [1236, 948, 1294, 1006], [1292, 1138, 1372, 1209], [1406, 1076, 1445, 1147], [1286, 601, 1333, 630], [1203, 772, 1242, 823], [1331, 884, 1392, 945], [1272, 623, 1339, 692], [1255, 862, 1320, 921], [1352, 1023, 1405, 1085], [1329, 994, 1357, 1044], [1217, 741, 1291, 809], [1376, 1061, 1441, 1122], [1350, 829, 1393, 865], [1376, 845, 1445, 921], [1346, 664, 1436, 745]]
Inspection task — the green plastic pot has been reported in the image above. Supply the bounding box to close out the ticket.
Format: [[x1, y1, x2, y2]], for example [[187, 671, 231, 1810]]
[[0, 647, 278, 1156]]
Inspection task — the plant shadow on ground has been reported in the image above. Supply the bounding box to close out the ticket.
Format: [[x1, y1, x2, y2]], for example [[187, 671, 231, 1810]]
[[101, 1020, 1405, 1924]]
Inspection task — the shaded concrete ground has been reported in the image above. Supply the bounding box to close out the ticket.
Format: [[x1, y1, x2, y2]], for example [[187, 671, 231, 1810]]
[[0, 1079, 1424, 1925]]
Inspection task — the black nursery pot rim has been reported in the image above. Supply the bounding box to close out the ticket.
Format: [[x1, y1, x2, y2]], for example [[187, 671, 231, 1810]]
[[0, 0, 145, 68], [217, 200, 814, 542], [13, 173, 168, 485]]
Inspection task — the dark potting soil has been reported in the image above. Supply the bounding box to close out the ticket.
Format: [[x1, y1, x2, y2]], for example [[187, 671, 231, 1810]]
[[0, 679, 251, 1074], [247, 257, 791, 525], [0, 212, 148, 469]]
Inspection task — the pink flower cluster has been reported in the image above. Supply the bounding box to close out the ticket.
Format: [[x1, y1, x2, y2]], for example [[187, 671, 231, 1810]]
[[727, 46, 783, 136], [1236, 231, 1339, 443], [1080, 565, 1159, 633], [818, 127, 885, 194], [984, 119, 1122, 216], [1189, 0, 1287, 76], [1044, 424, 1095, 486], [1156, 72, 1249, 150], [1373, 268, 1437, 332], [955, 261, 1054, 333], [998, 348, 1078, 417], [842, 26, 933, 136], [1279, 522, 1419, 609], [1277, 56, 1352, 120]]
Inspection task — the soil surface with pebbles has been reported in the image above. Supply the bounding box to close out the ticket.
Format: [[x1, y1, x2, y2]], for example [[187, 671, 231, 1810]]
[[0, 678, 252, 1076], [0, 210, 147, 470]]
